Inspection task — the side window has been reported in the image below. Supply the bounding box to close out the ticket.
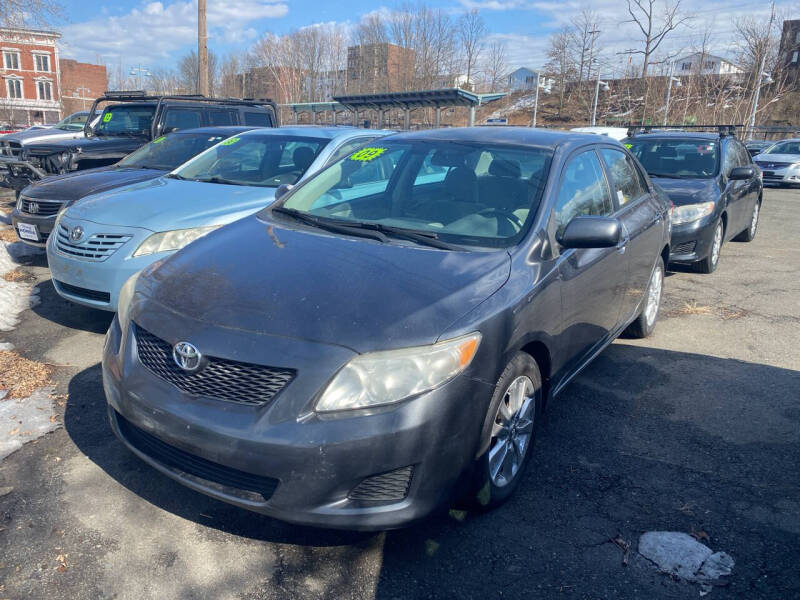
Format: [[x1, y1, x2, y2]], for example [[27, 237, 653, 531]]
[[325, 138, 375, 166], [600, 148, 647, 207], [734, 142, 751, 167], [243, 111, 272, 127], [554, 150, 614, 237], [414, 150, 450, 185], [163, 109, 202, 132], [208, 110, 235, 126], [279, 141, 321, 169], [722, 143, 738, 176]]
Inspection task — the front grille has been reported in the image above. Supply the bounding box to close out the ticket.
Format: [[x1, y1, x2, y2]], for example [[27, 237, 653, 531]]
[[1, 141, 21, 158], [115, 411, 279, 502], [134, 324, 295, 406], [55, 223, 132, 262], [19, 197, 62, 216], [756, 161, 792, 169], [348, 466, 414, 502], [673, 241, 696, 255], [55, 280, 111, 303]]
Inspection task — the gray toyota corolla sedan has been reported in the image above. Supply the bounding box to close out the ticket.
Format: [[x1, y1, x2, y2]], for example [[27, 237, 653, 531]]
[[103, 128, 671, 530]]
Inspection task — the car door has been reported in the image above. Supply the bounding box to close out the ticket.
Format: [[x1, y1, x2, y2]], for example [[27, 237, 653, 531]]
[[721, 140, 749, 237], [599, 146, 663, 324], [553, 148, 628, 372], [734, 140, 760, 221]]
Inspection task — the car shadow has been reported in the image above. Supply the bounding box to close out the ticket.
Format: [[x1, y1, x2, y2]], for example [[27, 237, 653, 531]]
[[30, 278, 113, 334], [63, 344, 800, 598]]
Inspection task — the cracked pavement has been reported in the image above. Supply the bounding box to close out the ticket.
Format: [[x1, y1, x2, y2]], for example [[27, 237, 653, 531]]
[[0, 188, 798, 599]]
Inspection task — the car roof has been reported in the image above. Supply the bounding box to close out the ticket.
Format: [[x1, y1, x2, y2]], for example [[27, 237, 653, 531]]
[[172, 126, 255, 136], [385, 126, 612, 149], [244, 126, 394, 140], [626, 131, 721, 141]]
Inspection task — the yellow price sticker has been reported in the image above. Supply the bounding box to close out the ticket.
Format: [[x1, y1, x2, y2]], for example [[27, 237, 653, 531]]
[[624, 143, 633, 149], [350, 147, 386, 162], [220, 137, 240, 146], [152, 136, 166, 144]]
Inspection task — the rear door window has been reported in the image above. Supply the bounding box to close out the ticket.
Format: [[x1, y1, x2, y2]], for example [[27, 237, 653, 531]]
[[554, 150, 614, 237], [600, 148, 647, 207], [243, 111, 272, 127], [163, 108, 203, 132], [208, 110, 236, 126]]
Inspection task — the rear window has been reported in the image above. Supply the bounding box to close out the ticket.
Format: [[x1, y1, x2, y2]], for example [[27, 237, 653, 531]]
[[626, 139, 719, 179]]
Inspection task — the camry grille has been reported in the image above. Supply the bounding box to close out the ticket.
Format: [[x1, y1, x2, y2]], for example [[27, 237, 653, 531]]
[[133, 324, 296, 406], [55, 223, 132, 261], [755, 161, 792, 169]]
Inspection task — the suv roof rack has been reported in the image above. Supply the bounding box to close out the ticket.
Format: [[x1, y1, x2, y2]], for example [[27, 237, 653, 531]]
[[625, 124, 743, 138]]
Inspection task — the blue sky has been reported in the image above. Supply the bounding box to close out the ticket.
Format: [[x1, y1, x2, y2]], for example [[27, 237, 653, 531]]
[[56, 0, 795, 76]]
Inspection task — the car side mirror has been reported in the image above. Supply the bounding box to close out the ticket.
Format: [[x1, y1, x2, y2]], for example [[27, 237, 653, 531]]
[[275, 183, 294, 201], [558, 215, 622, 249], [729, 166, 754, 180]]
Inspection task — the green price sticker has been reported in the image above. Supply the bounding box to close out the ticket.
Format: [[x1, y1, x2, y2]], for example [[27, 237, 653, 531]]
[[220, 137, 240, 146], [350, 147, 386, 162], [624, 143, 633, 149], [152, 136, 166, 144], [103, 113, 113, 123]]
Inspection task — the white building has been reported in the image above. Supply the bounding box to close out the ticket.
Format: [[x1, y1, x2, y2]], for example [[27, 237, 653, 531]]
[[506, 67, 552, 93], [673, 53, 742, 77]]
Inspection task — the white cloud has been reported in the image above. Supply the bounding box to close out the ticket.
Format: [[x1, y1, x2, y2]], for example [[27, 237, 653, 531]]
[[60, 0, 288, 66]]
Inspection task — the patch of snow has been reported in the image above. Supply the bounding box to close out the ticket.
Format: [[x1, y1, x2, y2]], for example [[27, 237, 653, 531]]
[[638, 531, 734, 587], [0, 242, 38, 332], [0, 386, 59, 462], [0, 342, 13, 350]]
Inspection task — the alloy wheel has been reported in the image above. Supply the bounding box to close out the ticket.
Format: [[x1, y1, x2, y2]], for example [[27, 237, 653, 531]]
[[711, 223, 723, 267], [489, 376, 536, 488], [750, 203, 759, 237], [644, 263, 663, 328]]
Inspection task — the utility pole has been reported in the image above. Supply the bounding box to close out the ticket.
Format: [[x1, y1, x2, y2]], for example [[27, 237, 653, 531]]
[[664, 61, 675, 126], [531, 71, 540, 127], [747, 51, 768, 139], [198, 0, 209, 96]]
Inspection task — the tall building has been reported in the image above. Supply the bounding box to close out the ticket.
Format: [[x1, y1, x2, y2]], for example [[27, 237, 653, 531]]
[[60, 59, 108, 114], [347, 43, 415, 94], [779, 19, 800, 81], [0, 27, 61, 126]]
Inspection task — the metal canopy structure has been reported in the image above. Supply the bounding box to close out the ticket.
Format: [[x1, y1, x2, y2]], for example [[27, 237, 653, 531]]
[[331, 88, 508, 128], [282, 101, 350, 125]]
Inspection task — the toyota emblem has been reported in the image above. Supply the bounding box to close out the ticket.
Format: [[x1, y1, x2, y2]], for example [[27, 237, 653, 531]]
[[173, 341, 203, 372], [70, 225, 84, 242]]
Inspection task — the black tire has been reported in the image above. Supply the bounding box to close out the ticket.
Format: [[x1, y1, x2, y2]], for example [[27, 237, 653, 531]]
[[734, 200, 760, 242], [696, 220, 723, 274], [625, 255, 664, 339], [469, 352, 542, 511]]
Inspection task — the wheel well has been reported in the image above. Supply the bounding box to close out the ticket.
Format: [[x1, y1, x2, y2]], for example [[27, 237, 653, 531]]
[[520, 341, 552, 406], [660, 244, 670, 269], [720, 211, 728, 233]]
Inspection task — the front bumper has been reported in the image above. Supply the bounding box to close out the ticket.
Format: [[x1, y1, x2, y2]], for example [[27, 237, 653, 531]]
[[759, 165, 800, 186], [11, 209, 57, 247], [668, 215, 718, 264], [0, 156, 47, 192], [102, 313, 494, 530], [46, 216, 160, 311]]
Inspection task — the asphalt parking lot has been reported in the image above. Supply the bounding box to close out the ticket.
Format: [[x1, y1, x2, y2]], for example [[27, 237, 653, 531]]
[[0, 187, 798, 599]]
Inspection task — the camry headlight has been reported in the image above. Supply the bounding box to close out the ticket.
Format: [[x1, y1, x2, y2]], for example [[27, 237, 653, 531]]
[[315, 333, 481, 412], [53, 205, 69, 229], [117, 271, 140, 323], [132, 225, 219, 257], [670, 201, 715, 225]]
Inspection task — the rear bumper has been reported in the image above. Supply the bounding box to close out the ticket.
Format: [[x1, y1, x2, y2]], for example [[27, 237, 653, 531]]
[[668, 216, 717, 264]]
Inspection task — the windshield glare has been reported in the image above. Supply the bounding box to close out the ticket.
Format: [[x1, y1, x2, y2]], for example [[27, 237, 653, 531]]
[[175, 134, 328, 187], [93, 105, 155, 136], [118, 132, 232, 171], [628, 139, 719, 178], [55, 113, 88, 131], [274, 141, 552, 248], [765, 141, 800, 155]]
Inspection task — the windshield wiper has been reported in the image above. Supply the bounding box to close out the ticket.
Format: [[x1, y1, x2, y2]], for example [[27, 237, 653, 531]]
[[344, 221, 459, 250], [166, 173, 189, 180], [272, 207, 389, 243], [648, 172, 684, 179], [194, 175, 250, 186]]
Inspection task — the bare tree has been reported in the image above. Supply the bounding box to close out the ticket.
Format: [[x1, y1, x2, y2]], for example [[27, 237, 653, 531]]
[[357, 12, 389, 46], [148, 67, 182, 95], [458, 9, 486, 89], [571, 8, 600, 86], [625, 0, 690, 77], [0, 0, 61, 27], [482, 41, 508, 92], [545, 27, 575, 117], [178, 50, 219, 96]]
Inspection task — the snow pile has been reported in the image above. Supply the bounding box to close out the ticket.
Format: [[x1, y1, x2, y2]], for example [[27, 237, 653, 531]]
[[0, 386, 59, 462], [639, 531, 734, 592], [0, 242, 40, 332], [486, 93, 539, 119]]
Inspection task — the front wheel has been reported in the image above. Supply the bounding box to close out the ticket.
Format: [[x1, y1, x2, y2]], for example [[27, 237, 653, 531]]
[[696, 220, 723, 274], [734, 201, 760, 242], [625, 256, 664, 339], [470, 353, 542, 510]]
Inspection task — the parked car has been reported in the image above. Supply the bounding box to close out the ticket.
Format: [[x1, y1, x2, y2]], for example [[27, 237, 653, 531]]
[[624, 131, 762, 273], [0, 92, 278, 194], [0, 111, 91, 159], [11, 126, 257, 247], [103, 127, 671, 530], [48, 126, 392, 311], [752, 138, 800, 187], [744, 139, 774, 157], [570, 126, 629, 141]]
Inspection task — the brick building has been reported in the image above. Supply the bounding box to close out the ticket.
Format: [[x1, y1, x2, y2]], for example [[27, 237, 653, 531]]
[[60, 58, 108, 115], [0, 27, 61, 126], [779, 20, 800, 81], [347, 43, 415, 94]]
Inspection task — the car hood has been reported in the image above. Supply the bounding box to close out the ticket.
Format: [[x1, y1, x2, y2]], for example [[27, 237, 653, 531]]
[[140, 215, 511, 353], [23, 134, 147, 155], [23, 166, 164, 203], [1, 128, 84, 144], [66, 176, 277, 231], [753, 153, 800, 163], [651, 177, 719, 206]]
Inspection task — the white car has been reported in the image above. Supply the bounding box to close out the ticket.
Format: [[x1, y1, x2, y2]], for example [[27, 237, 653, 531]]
[[753, 139, 800, 187], [570, 126, 629, 141], [0, 112, 94, 159]]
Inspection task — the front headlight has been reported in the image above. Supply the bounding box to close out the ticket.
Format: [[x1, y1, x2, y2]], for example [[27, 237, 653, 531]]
[[117, 271, 140, 322], [670, 201, 715, 225], [315, 333, 482, 412], [53, 205, 69, 230], [132, 225, 220, 257], [16, 194, 26, 210]]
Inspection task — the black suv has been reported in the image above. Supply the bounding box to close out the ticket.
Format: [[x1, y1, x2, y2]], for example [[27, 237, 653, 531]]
[[623, 127, 762, 273], [0, 91, 278, 194]]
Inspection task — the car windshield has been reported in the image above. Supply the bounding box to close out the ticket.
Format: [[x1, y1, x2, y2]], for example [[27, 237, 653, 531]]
[[764, 140, 800, 155], [54, 113, 88, 131], [117, 131, 237, 171], [627, 139, 719, 178], [175, 134, 329, 187], [272, 140, 552, 248], [93, 105, 156, 137]]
